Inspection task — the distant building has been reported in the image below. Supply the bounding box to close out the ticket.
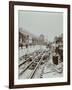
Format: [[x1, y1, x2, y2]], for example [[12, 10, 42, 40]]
[[32, 37, 38, 45], [39, 34, 44, 41], [19, 28, 30, 47], [19, 28, 38, 47], [19, 28, 48, 47], [38, 34, 45, 45]]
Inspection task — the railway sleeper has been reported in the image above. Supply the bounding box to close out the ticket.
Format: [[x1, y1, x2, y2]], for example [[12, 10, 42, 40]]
[[29, 63, 37, 70]]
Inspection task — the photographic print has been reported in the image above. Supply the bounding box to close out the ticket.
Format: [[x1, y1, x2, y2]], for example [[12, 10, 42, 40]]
[[9, 1, 70, 88], [18, 11, 63, 79]]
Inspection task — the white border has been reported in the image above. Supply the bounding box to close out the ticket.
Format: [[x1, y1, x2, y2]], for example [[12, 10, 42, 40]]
[[14, 5, 68, 85]]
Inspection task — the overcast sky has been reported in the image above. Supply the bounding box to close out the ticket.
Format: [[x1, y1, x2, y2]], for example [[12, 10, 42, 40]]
[[18, 10, 63, 41]]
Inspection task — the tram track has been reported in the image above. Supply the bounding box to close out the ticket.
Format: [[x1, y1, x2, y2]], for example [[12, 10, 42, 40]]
[[19, 49, 42, 67], [19, 50, 50, 79], [19, 51, 44, 76]]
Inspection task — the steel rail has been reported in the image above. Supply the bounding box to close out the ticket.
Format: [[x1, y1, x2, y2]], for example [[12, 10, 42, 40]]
[[19, 52, 43, 76], [29, 52, 45, 79], [19, 55, 35, 67]]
